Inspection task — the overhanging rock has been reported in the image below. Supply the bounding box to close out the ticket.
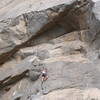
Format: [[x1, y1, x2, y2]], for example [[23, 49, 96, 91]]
[[0, 0, 100, 65]]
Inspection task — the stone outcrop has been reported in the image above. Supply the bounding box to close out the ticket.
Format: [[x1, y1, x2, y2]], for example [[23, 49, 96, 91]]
[[0, 0, 99, 65], [0, 56, 39, 89], [0, 30, 99, 100], [1, 0, 100, 100], [40, 88, 100, 100]]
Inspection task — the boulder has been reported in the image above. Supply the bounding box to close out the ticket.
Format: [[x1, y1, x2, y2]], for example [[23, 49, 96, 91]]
[[28, 70, 40, 81]]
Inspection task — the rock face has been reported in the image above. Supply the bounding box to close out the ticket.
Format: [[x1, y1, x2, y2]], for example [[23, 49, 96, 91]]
[[40, 88, 100, 100], [0, 0, 99, 65], [1, 0, 100, 100], [0, 56, 40, 89], [0, 30, 99, 100]]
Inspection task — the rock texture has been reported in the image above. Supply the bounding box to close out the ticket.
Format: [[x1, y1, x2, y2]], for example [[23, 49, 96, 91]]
[[0, 30, 99, 100], [40, 88, 100, 100], [0, 0, 99, 65], [1, 0, 100, 100]]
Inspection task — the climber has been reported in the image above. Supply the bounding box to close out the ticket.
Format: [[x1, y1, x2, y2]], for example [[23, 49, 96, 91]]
[[41, 68, 48, 82], [40, 67, 48, 93]]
